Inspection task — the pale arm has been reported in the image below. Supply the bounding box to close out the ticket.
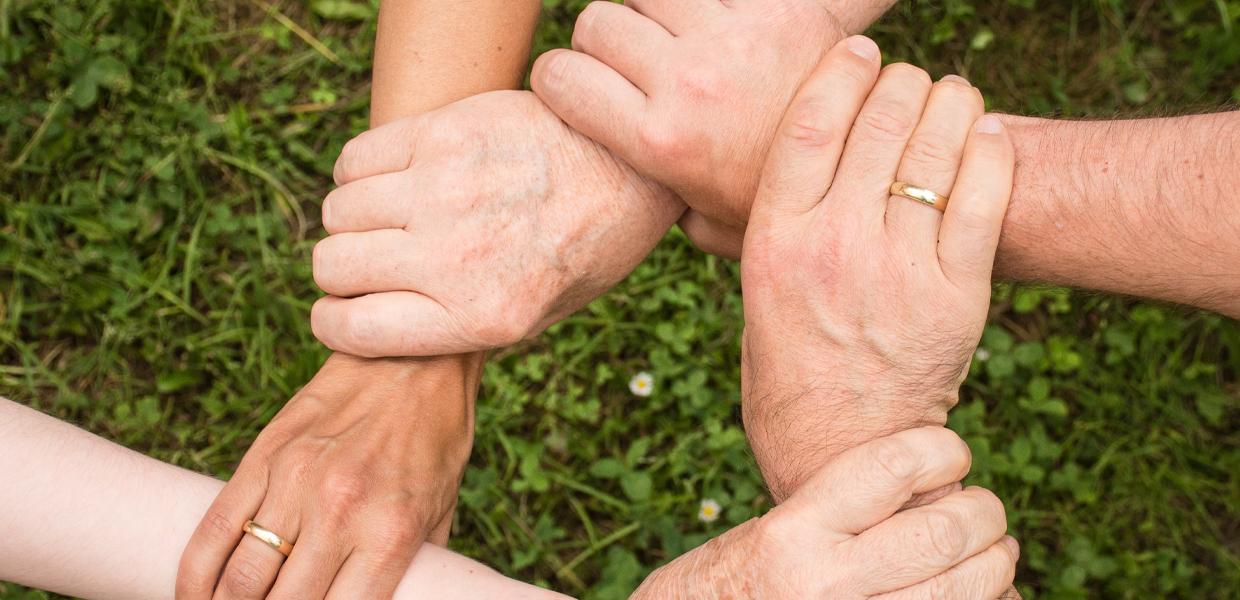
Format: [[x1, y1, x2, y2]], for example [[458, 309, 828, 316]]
[[0, 398, 567, 600]]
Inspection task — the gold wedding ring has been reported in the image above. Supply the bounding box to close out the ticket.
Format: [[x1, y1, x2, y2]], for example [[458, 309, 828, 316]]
[[890, 182, 949, 212], [243, 520, 294, 557]]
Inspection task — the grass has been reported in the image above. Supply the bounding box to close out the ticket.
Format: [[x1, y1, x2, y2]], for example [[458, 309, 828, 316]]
[[1, 0, 1240, 598]]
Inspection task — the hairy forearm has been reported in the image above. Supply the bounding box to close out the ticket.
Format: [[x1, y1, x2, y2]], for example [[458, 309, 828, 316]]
[[996, 112, 1240, 317], [629, 519, 767, 600], [0, 399, 563, 600]]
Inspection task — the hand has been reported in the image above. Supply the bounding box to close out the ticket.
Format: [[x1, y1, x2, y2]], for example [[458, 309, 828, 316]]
[[631, 427, 1020, 599], [176, 353, 483, 600], [738, 38, 1014, 501], [310, 90, 684, 357], [530, 0, 890, 257]]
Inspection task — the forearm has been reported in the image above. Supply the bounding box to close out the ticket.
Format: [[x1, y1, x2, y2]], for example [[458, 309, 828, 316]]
[[342, 0, 542, 539], [629, 519, 766, 600], [371, 0, 541, 126], [996, 112, 1240, 317], [0, 399, 563, 600], [364, 0, 543, 368]]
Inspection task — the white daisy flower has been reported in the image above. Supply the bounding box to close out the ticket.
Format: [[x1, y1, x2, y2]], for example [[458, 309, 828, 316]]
[[629, 372, 654, 397], [698, 498, 721, 523]]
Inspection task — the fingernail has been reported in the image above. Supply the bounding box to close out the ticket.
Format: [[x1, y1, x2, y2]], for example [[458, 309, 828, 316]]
[[941, 74, 970, 85], [975, 114, 1003, 134], [1001, 535, 1021, 562], [847, 36, 880, 61]]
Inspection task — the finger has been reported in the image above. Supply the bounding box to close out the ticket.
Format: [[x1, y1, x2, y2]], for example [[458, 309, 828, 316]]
[[900, 481, 962, 511], [531, 49, 651, 175], [999, 584, 1026, 599], [848, 486, 1010, 594], [323, 548, 418, 600], [749, 35, 882, 222], [312, 230, 427, 298], [884, 75, 984, 248], [871, 537, 1020, 600], [213, 497, 301, 600], [312, 293, 489, 357], [572, 1, 672, 92], [623, 0, 722, 35], [427, 510, 453, 546], [936, 114, 1015, 289], [821, 61, 932, 224], [321, 171, 418, 234], [266, 527, 347, 600], [778, 427, 972, 535], [332, 116, 427, 186], [677, 209, 744, 260], [176, 466, 269, 600]]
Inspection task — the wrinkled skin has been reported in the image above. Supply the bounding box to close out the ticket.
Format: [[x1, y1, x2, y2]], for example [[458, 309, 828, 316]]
[[531, 0, 853, 257], [177, 353, 482, 600], [631, 427, 1020, 600], [311, 91, 683, 357], [736, 38, 1015, 502]]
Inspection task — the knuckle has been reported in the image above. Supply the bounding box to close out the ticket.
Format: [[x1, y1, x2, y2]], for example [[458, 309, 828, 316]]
[[635, 119, 689, 165], [320, 469, 370, 515], [783, 99, 842, 149], [201, 508, 239, 541], [903, 131, 960, 171], [536, 50, 576, 93], [334, 138, 359, 184], [882, 62, 933, 86], [573, 2, 607, 40], [333, 135, 364, 185], [857, 99, 918, 143], [320, 190, 341, 233], [926, 574, 953, 600], [673, 65, 726, 105], [935, 76, 979, 98], [999, 545, 1019, 580], [221, 557, 270, 598], [380, 514, 422, 551], [340, 303, 379, 353], [920, 509, 969, 563], [949, 202, 995, 237], [970, 130, 1016, 162], [476, 301, 536, 348], [419, 110, 473, 150], [311, 240, 329, 283], [280, 447, 319, 483], [869, 437, 921, 483], [970, 486, 1008, 522]]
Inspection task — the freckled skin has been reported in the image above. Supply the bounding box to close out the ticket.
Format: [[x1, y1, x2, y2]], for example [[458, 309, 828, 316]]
[[312, 91, 685, 355]]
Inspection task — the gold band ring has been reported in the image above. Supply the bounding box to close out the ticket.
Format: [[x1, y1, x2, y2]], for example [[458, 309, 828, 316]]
[[890, 182, 948, 212], [243, 520, 294, 557]]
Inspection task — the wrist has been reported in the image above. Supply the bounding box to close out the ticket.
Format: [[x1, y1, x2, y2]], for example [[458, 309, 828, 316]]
[[742, 361, 954, 501], [630, 518, 770, 600], [320, 352, 486, 403], [273, 352, 485, 462]]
